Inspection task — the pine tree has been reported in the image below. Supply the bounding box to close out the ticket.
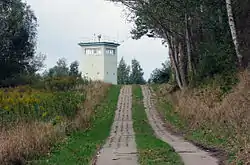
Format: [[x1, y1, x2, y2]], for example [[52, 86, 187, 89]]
[[129, 59, 145, 84], [117, 57, 130, 84]]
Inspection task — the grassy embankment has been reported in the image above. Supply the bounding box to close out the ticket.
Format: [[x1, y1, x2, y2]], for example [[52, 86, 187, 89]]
[[151, 71, 250, 164], [32, 85, 121, 165], [0, 81, 120, 165], [132, 85, 183, 165]]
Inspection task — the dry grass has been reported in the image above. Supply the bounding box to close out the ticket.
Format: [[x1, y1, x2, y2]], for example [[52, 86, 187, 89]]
[[0, 122, 61, 165], [155, 71, 250, 164], [73, 82, 111, 129], [0, 81, 111, 165]]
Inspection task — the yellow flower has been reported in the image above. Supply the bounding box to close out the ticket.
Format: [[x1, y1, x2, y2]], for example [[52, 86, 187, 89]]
[[42, 111, 48, 118], [4, 106, 9, 111]]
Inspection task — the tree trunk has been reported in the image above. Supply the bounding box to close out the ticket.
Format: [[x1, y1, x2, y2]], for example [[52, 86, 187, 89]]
[[169, 37, 183, 89], [225, 0, 243, 67], [174, 43, 179, 65], [185, 13, 192, 73], [168, 49, 176, 82], [178, 41, 187, 88]]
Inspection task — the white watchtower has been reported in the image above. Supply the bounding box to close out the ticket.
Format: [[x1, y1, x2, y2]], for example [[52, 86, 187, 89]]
[[78, 36, 120, 85]]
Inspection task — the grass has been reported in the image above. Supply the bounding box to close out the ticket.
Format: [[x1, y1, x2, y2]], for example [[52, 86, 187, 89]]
[[132, 85, 183, 165], [158, 101, 187, 131], [151, 77, 250, 165], [0, 87, 84, 128], [153, 92, 234, 164], [157, 98, 229, 147], [32, 85, 121, 165]]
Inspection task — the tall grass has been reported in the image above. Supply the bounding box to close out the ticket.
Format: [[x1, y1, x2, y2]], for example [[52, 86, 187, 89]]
[[34, 85, 120, 165], [0, 87, 84, 128], [153, 71, 250, 164], [0, 81, 111, 164]]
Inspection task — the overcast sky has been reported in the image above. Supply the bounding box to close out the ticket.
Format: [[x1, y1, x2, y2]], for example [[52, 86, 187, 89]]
[[25, 0, 169, 80]]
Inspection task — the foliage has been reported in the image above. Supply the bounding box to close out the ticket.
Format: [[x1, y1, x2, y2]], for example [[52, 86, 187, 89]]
[[47, 58, 69, 77], [69, 61, 81, 77], [28, 53, 47, 73], [42, 76, 83, 91], [0, 86, 84, 127], [129, 59, 146, 84], [117, 57, 146, 85], [108, 0, 247, 90], [0, 0, 38, 87], [117, 57, 130, 84], [34, 59, 86, 91], [0, 82, 111, 165], [148, 61, 171, 84], [33, 85, 120, 165], [45, 58, 82, 79], [0, 72, 42, 87]]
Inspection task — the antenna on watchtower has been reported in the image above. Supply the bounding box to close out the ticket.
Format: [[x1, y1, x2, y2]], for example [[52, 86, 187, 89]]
[[97, 34, 102, 42]]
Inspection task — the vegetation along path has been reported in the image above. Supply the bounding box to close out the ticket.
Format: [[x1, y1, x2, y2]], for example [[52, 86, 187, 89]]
[[95, 85, 138, 165], [140, 85, 219, 165], [132, 85, 183, 165]]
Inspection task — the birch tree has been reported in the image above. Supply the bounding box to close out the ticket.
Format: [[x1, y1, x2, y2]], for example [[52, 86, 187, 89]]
[[225, 0, 243, 67]]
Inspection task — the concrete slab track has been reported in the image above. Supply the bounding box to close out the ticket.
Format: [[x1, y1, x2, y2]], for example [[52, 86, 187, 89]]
[[95, 86, 138, 165], [141, 85, 219, 165]]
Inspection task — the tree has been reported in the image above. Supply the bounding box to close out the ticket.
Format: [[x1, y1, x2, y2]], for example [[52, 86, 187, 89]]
[[45, 59, 83, 78], [48, 58, 69, 77], [129, 59, 145, 84], [108, 0, 239, 89], [149, 61, 171, 84], [117, 57, 130, 84], [225, 0, 242, 67], [28, 53, 47, 73], [0, 0, 38, 86], [69, 61, 81, 77]]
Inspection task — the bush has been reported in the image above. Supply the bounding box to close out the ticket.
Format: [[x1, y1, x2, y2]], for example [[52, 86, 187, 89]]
[[0, 86, 84, 127], [0, 73, 42, 88], [31, 76, 89, 91]]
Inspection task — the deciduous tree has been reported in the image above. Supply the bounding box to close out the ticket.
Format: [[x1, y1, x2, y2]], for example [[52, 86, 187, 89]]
[[0, 0, 38, 86]]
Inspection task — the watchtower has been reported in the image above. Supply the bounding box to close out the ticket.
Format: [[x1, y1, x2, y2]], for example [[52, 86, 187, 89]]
[[78, 35, 120, 84]]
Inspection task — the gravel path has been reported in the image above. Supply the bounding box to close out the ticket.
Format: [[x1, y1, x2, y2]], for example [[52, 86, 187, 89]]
[[95, 85, 138, 165], [141, 85, 219, 165]]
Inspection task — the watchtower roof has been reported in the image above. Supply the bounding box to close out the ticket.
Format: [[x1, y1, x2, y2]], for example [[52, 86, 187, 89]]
[[78, 42, 120, 47]]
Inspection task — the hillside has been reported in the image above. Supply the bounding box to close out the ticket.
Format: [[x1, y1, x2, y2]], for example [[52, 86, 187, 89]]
[[152, 71, 250, 164]]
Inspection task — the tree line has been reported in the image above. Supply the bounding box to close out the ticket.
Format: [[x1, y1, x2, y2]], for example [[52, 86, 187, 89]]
[[0, 0, 84, 87], [109, 0, 250, 90], [117, 57, 172, 85], [2, 0, 249, 88], [117, 57, 146, 84]]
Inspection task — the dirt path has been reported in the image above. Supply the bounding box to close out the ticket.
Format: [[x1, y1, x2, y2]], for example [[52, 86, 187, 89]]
[[141, 85, 218, 165], [95, 85, 138, 165]]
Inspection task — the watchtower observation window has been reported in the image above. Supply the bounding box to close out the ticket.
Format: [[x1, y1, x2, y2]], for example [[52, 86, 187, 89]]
[[85, 48, 101, 55], [105, 48, 115, 55]]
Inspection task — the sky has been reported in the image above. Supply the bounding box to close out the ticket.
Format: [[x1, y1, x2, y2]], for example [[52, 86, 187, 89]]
[[25, 0, 169, 80]]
